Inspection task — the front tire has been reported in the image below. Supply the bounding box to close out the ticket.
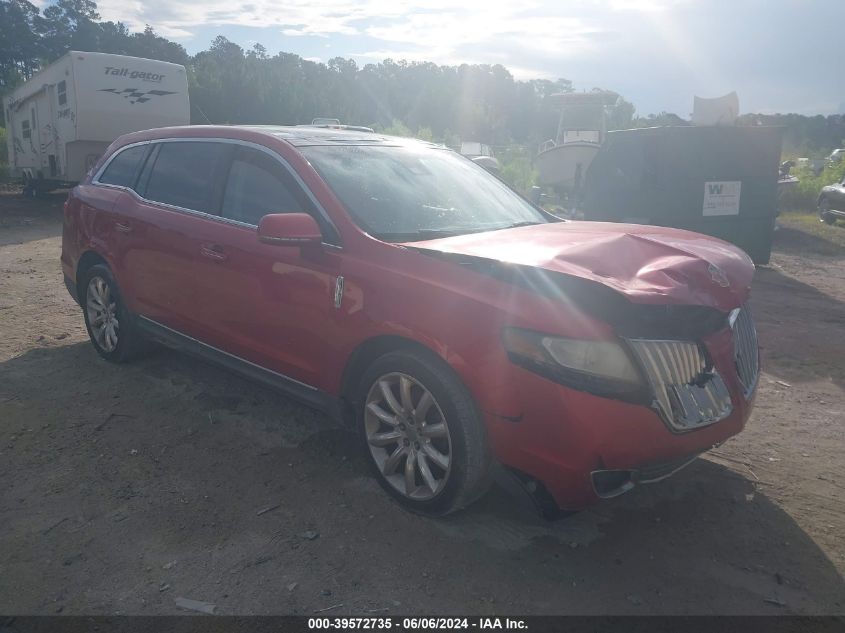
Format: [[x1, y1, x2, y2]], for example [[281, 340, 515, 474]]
[[819, 198, 835, 225], [356, 349, 493, 516], [81, 264, 144, 363]]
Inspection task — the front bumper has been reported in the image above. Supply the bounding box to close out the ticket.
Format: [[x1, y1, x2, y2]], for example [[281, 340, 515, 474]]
[[590, 451, 702, 499], [484, 327, 756, 510]]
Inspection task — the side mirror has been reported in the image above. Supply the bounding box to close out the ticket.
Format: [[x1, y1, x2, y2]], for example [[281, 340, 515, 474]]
[[258, 213, 322, 245]]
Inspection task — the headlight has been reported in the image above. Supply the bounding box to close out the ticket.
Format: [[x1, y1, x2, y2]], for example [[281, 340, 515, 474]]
[[502, 327, 648, 402]]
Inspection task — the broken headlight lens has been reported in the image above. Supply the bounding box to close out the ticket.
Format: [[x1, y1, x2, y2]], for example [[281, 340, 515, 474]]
[[502, 328, 648, 402]]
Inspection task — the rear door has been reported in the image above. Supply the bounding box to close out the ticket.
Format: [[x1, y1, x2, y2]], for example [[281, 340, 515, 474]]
[[80, 143, 151, 292], [64, 145, 147, 282], [113, 140, 234, 335]]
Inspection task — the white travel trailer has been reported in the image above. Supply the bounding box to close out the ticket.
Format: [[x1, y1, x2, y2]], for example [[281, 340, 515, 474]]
[[4, 51, 189, 193]]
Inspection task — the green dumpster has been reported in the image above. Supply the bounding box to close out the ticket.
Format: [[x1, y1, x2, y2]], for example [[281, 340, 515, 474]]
[[581, 125, 783, 264]]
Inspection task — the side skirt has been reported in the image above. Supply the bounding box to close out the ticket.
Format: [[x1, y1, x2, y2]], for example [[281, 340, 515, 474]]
[[135, 316, 345, 422]]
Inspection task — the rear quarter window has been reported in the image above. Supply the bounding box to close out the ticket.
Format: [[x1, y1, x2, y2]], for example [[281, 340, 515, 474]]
[[98, 145, 149, 188], [142, 142, 232, 214]]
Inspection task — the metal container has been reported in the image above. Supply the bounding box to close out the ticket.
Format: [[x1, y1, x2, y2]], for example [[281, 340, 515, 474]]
[[581, 125, 783, 264]]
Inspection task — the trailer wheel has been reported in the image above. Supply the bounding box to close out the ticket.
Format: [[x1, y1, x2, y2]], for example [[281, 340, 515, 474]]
[[21, 173, 37, 198]]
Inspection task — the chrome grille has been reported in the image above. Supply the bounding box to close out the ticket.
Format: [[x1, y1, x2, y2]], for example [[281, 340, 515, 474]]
[[731, 305, 759, 397], [628, 339, 733, 432]]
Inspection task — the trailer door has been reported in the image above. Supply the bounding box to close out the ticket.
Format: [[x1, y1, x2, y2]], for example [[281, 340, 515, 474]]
[[38, 89, 59, 177]]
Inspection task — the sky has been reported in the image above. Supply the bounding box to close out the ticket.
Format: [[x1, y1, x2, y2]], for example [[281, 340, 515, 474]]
[[84, 0, 845, 117]]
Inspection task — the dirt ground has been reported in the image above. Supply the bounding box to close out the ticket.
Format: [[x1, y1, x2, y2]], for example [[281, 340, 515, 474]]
[[1, 192, 843, 616]]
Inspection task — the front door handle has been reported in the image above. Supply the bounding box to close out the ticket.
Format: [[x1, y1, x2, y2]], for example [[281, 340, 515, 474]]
[[115, 222, 132, 233], [200, 244, 228, 262]]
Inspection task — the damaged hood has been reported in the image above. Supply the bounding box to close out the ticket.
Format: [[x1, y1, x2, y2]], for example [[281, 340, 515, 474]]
[[401, 221, 754, 312]]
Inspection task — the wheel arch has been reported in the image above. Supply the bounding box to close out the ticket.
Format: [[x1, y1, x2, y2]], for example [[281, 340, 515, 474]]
[[340, 335, 456, 408], [75, 250, 109, 300]]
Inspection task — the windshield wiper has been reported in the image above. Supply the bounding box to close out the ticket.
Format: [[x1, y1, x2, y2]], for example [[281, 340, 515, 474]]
[[416, 227, 489, 236], [372, 221, 546, 242], [372, 227, 489, 241], [495, 220, 543, 230]]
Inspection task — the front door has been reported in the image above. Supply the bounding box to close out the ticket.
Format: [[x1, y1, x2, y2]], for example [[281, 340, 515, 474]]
[[184, 144, 343, 389]]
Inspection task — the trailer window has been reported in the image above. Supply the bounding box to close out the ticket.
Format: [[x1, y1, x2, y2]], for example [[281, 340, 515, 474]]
[[98, 145, 149, 188], [143, 141, 232, 214], [58, 80, 67, 106], [22, 120, 31, 139]]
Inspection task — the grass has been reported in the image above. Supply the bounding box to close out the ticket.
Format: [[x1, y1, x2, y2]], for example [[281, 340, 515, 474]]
[[776, 210, 845, 257]]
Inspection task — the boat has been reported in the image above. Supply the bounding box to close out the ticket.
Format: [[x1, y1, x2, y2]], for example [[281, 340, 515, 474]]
[[535, 91, 619, 195], [459, 141, 500, 174]]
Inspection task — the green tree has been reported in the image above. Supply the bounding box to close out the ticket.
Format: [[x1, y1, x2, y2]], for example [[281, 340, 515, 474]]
[[5, 0, 843, 157], [40, 0, 101, 59], [0, 0, 44, 88]]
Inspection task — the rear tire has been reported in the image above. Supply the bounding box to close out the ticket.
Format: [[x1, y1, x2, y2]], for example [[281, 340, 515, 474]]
[[356, 349, 493, 516], [81, 264, 145, 363]]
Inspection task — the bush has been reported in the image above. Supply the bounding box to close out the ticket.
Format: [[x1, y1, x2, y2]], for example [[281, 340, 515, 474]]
[[379, 119, 413, 137], [780, 159, 845, 212], [416, 127, 434, 142], [497, 146, 537, 195]]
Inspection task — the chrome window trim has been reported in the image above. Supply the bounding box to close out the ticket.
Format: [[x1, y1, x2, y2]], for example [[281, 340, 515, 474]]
[[92, 136, 342, 247], [92, 139, 153, 184]]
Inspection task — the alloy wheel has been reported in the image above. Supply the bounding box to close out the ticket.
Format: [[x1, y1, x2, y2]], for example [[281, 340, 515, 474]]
[[86, 276, 120, 352], [364, 372, 453, 500]]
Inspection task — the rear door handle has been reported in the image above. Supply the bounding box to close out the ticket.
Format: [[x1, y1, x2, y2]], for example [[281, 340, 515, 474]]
[[115, 222, 132, 233], [200, 244, 228, 262]]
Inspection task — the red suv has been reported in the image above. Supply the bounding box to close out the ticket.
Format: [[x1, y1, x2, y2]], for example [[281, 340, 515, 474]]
[[62, 126, 759, 516]]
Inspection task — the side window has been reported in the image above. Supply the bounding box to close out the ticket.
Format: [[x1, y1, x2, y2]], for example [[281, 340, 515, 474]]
[[58, 80, 67, 106], [98, 145, 149, 188], [221, 147, 307, 225], [22, 120, 31, 139], [143, 142, 232, 214]]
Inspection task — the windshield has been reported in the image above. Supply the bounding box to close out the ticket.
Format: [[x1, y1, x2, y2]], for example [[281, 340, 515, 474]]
[[301, 144, 549, 241]]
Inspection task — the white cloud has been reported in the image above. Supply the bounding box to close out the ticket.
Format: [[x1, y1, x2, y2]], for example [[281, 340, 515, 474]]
[[606, 0, 686, 11], [90, 0, 614, 79], [89, 0, 671, 82], [83, 0, 845, 115], [349, 3, 608, 78], [93, 0, 613, 50], [94, 0, 420, 36]]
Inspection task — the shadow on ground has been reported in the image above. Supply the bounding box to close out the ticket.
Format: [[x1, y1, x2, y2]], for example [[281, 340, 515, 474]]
[[773, 221, 845, 258], [752, 265, 845, 391], [0, 192, 66, 246], [1, 341, 843, 615]]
